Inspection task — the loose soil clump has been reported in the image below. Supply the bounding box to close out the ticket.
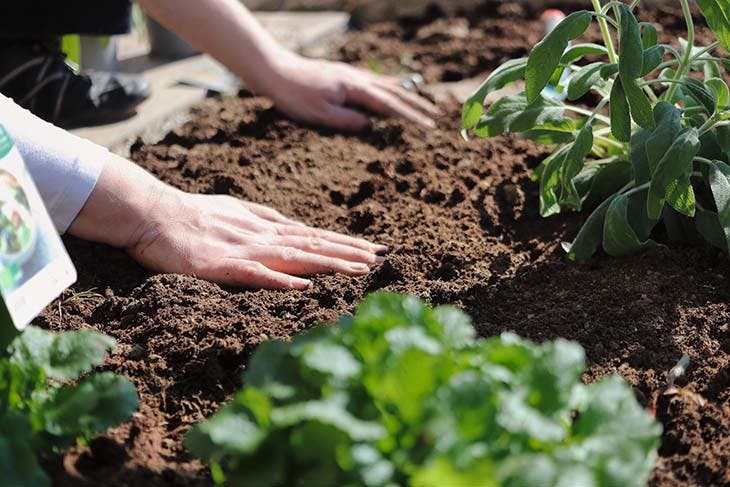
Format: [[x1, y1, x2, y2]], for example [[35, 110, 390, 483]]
[[43, 3, 728, 486]]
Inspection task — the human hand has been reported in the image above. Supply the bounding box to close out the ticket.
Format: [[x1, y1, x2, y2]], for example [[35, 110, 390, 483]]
[[265, 53, 442, 131], [70, 148, 386, 290], [126, 189, 386, 289]]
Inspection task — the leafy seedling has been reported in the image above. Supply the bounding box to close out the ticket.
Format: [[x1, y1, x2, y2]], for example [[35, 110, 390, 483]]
[[0, 327, 138, 487], [187, 293, 661, 487], [463, 0, 730, 260]]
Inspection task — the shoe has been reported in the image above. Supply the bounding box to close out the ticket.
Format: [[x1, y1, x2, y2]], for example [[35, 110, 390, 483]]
[[0, 41, 150, 128]]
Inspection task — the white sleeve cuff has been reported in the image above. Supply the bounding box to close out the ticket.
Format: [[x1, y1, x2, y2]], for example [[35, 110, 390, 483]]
[[0, 95, 105, 233]]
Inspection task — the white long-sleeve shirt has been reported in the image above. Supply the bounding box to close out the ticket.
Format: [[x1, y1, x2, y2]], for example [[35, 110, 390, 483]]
[[0, 94, 104, 233]]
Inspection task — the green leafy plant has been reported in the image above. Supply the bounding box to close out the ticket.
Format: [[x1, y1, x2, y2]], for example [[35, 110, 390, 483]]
[[0, 327, 138, 487], [187, 293, 661, 487], [462, 0, 730, 260]]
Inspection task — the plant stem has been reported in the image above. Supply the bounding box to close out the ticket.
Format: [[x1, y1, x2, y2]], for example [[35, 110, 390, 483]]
[[657, 44, 683, 62], [655, 60, 680, 71], [586, 156, 619, 165], [624, 182, 650, 196], [591, 0, 618, 64], [663, 0, 695, 102], [694, 156, 714, 166], [699, 114, 724, 135], [564, 105, 611, 124], [595, 134, 625, 149], [690, 41, 720, 62]]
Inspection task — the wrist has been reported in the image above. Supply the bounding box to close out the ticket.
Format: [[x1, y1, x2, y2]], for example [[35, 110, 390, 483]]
[[248, 50, 298, 99], [68, 154, 171, 250]]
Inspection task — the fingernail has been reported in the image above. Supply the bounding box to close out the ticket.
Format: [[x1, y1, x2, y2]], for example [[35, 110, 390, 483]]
[[350, 263, 370, 273], [423, 118, 437, 129], [293, 278, 311, 289], [375, 256, 386, 265], [372, 244, 389, 253]]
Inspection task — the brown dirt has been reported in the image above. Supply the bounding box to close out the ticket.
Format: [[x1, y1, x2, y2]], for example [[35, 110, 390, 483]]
[[40, 3, 728, 487]]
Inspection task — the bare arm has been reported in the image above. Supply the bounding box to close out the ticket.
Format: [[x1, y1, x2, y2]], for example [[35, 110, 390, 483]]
[[136, 0, 285, 97], [136, 0, 441, 130]]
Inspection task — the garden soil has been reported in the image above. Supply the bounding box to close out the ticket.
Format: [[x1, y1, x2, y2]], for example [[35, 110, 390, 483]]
[[42, 2, 728, 486]]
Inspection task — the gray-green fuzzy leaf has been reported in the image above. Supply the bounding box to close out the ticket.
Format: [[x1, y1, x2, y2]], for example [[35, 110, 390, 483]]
[[696, 0, 730, 53], [462, 58, 527, 130], [567, 62, 607, 100], [525, 11, 592, 103], [603, 192, 657, 256], [610, 78, 632, 142], [647, 128, 701, 219]]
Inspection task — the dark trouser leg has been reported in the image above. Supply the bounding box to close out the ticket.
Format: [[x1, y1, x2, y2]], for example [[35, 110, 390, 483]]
[[0, 1, 148, 127], [0, 1, 133, 38]]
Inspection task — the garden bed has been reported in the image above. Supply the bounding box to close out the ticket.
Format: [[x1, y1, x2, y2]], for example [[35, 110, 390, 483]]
[[42, 2, 727, 486]]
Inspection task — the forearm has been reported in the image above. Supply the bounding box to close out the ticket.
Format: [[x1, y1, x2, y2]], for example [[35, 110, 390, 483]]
[[136, 0, 289, 97]]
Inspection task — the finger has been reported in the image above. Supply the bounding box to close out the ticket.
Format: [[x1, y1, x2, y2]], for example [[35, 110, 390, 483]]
[[275, 223, 388, 254], [274, 235, 384, 265], [354, 66, 402, 87], [375, 80, 443, 117], [317, 102, 370, 131], [248, 245, 372, 276], [211, 258, 312, 289], [243, 201, 306, 226], [355, 69, 441, 116], [346, 83, 436, 128]]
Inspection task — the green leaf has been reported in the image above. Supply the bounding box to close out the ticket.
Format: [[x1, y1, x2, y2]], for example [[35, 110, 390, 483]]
[[617, 5, 654, 130], [566, 194, 618, 261], [522, 120, 576, 144], [0, 437, 50, 487], [560, 43, 608, 64], [539, 145, 571, 217], [526, 11, 593, 103], [462, 58, 528, 130], [639, 22, 658, 49], [647, 128, 701, 219], [560, 122, 594, 209], [706, 77, 730, 109], [530, 339, 586, 413], [473, 93, 566, 137], [696, 0, 730, 53], [682, 76, 717, 114], [645, 102, 682, 175], [433, 306, 475, 349], [412, 457, 498, 487], [702, 160, 730, 251], [580, 160, 633, 208], [704, 58, 723, 80], [574, 375, 662, 459], [295, 340, 361, 380], [618, 5, 644, 79], [665, 175, 696, 217], [641, 45, 665, 76], [270, 395, 385, 441], [599, 63, 619, 79], [603, 191, 657, 257], [186, 407, 265, 457], [630, 128, 651, 184], [12, 327, 116, 381], [567, 62, 607, 100], [41, 372, 138, 438], [696, 205, 728, 250], [610, 78, 632, 142], [624, 80, 655, 130]]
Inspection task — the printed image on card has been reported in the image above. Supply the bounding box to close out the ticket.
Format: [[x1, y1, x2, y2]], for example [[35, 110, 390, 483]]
[[0, 125, 76, 330]]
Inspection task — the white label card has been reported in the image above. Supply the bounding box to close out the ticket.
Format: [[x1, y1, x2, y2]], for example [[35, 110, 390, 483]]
[[0, 125, 76, 331]]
